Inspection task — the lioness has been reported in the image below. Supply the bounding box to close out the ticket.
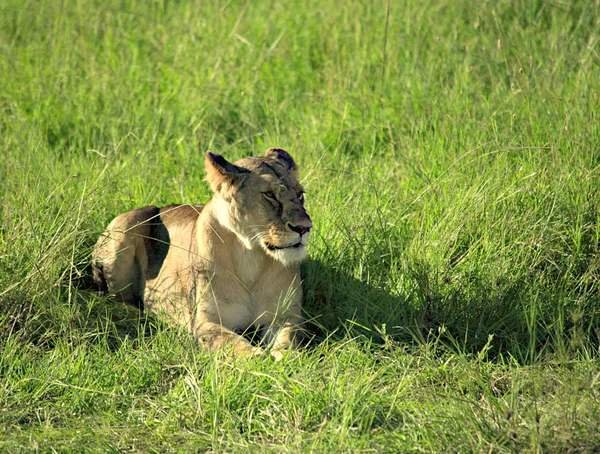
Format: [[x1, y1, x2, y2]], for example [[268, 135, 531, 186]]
[[92, 148, 312, 359]]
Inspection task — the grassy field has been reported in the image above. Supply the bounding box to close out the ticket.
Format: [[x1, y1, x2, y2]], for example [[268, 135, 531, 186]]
[[1, 0, 600, 451]]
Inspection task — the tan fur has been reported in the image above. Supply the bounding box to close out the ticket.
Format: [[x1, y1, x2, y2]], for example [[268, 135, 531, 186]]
[[92, 149, 312, 359]]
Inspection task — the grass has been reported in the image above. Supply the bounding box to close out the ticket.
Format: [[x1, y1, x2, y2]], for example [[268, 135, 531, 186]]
[[1, 0, 600, 451]]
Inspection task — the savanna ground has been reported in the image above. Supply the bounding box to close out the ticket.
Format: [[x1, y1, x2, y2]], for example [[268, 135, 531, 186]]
[[1, 0, 600, 451]]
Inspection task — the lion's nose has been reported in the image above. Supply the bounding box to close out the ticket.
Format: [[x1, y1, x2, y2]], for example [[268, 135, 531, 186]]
[[288, 222, 312, 236]]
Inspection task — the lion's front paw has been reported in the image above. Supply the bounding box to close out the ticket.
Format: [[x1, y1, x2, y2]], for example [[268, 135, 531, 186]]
[[235, 344, 265, 359], [270, 349, 286, 361]]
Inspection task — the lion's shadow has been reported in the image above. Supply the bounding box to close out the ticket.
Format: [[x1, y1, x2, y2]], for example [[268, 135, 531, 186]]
[[301, 258, 545, 358], [301, 258, 417, 346]]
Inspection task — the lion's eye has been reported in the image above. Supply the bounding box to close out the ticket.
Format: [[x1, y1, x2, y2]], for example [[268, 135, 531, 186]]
[[263, 191, 277, 202]]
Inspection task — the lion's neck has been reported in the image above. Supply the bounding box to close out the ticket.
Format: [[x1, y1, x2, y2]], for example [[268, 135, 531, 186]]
[[210, 196, 254, 249], [198, 198, 275, 285]]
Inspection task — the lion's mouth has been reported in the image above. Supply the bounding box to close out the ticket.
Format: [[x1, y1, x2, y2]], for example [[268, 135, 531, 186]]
[[265, 241, 303, 251]]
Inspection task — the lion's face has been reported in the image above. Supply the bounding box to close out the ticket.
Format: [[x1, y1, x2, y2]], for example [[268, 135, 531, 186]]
[[205, 148, 312, 265]]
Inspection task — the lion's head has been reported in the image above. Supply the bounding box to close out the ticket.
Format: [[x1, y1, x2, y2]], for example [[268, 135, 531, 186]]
[[205, 148, 312, 265]]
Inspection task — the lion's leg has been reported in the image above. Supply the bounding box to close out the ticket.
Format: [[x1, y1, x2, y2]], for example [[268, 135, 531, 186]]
[[259, 288, 304, 360], [93, 233, 141, 305], [192, 320, 263, 358], [262, 317, 304, 361], [92, 207, 157, 306]]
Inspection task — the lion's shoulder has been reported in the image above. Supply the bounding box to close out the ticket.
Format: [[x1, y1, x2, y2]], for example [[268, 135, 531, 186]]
[[159, 204, 205, 229]]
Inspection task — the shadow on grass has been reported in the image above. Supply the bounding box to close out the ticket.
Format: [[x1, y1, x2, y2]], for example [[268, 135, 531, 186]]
[[302, 258, 598, 361], [0, 279, 159, 353]]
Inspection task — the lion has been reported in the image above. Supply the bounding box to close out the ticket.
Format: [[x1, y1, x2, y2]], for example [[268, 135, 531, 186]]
[[92, 148, 312, 359]]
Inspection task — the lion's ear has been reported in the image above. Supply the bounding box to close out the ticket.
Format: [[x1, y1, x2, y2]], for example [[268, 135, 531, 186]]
[[265, 148, 299, 179], [205, 151, 250, 193]]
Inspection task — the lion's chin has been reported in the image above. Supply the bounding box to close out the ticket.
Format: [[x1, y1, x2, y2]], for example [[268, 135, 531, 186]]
[[264, 244, 307, 265]]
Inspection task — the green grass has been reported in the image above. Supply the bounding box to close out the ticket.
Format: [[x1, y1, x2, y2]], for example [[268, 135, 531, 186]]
[[1, 0, 600, 451]]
